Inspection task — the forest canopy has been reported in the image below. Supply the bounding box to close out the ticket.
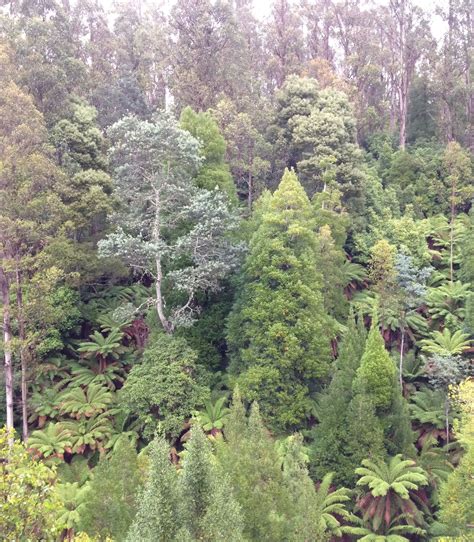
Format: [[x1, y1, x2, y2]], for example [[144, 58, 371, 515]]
[[0, 0, 473, 540]]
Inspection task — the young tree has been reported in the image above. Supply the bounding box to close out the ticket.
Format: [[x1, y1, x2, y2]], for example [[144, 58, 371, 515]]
[[227, 169, 333, 431], [353, 319, 396, 410], [217, 398, 292, 541], [126, 437, 180, 542], [79, 437, 142, 540], [98, 111, 241, 333], [0, 428, 61, 539], [119, 334, 209, 441], [180, 425, 244, 541], [180, 106, 237, 202], [310, 312, 376, 486]]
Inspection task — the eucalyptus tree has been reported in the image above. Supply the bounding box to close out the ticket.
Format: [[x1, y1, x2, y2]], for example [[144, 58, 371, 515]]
[[99, 111, 242, 333]]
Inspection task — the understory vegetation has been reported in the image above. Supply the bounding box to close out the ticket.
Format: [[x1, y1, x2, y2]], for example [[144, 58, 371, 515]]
[[0, 0, 473, 540]]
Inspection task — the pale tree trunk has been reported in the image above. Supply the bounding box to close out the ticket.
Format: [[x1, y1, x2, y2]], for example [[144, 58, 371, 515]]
[[464, 0, 473, 151], [153, 188, 173, 334], [247, 145, 254, 211], [0, 265, 14, 432], [445, 396, 450, 446], [399, 325, 405, 391], [15, 264, 28, 441], [397, 0, 408, 150], [449, 175, 457, 283]]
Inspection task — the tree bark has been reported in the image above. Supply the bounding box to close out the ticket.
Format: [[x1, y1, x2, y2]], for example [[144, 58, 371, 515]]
[[449, 175, 456, 283], [0, 265, 14, 432], [399, 326, 405, 391], [445, 396, 450, 446], [15, 264, 28, 441], [153, 188, 173, 334]]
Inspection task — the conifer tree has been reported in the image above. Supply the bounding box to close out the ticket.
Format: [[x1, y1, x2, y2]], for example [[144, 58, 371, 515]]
[[180, 425, 215, 537], [79, 437, 142, 540], [353, 318, 396, 409], [217, 397, 292, 542], [180, 425, 244, 542], [126, 437, 180, 542], [310, 312, 376, 486], [227, 169, 333, 431]]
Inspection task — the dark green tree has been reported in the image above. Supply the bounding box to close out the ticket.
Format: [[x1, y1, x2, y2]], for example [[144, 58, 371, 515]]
[[227, 169, 333, 431], [119, 334, 209, 441], [309, 312, 378, 486]]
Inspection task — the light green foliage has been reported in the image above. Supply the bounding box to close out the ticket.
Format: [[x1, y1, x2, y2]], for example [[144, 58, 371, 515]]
[[193, 396, 230, 434], [293, 88, 366, 209], [227, 169, 333, 431], [127, 427, 244, 542], [126, 437, 181, 542], [56, 481, 89, 533], [368, 239, 398, 325], [180, 425, 244, 541], [0, 428, 61, 540], [270, 76, 319, 181], [51, 99, 107, 173], [60, 413, 114, 454], [79, 437, 142, 541], [120, 334, 209, 441], [216, 397, 293, 541], [438, 379, 474, 537], [281, 432, 353, 540], [28, 422, 73, 460], [60, 384, 114, 418], [180, 106, 237, 202], [419, 328, 471, 355], [180, 425, 215, 534], [355, 455, 429, 534], [354, 322, 396, 409], [314, 472, 354, 538], [426, 281, 470, 331]]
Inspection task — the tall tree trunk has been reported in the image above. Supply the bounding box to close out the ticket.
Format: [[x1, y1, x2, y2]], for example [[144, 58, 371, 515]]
[[15, 264, 28, 441], [247, 145, 253, 211], [153, 188, 173, 334], [449, 175, 456, 283], [445, 396, 450, 446], [0, 265, 14, 432], [398, 0, 408, 150], [399, 325, 405, 391]]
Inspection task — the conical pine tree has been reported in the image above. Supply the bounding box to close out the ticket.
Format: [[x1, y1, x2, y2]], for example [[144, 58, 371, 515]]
[[227, 168, 333, 431], [310, 311, 375, 485], [353, 318, 396, 409], [126, 437, 180, 542], [180, 425, 244, 542]]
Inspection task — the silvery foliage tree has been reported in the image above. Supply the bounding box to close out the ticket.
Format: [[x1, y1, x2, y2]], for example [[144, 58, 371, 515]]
[[98, 112, 242, 333], [394, 252, 432, 388]]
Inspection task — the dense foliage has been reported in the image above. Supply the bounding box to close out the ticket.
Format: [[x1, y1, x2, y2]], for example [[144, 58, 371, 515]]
[[1, 0, 473, 540]]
